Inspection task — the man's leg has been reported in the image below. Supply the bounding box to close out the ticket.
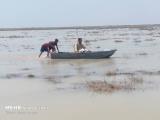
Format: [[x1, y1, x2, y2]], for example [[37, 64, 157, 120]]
[[39, 52, 43, 58], [47, 51, 50, 57]]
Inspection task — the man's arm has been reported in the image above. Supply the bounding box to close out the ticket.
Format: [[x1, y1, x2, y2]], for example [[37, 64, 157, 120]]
[[56, 45, 59, 53], [47, 47, 50, 57], [82, 44, 86, 49], [74, 44, 78, 53]]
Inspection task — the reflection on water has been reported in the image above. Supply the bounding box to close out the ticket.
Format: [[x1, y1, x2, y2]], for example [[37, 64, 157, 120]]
[[40, 58, 116, 77]]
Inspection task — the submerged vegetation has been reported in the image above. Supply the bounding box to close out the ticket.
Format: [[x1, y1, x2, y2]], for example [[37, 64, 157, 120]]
[[86, 75, 144, 94], [106, 70, 160, 76]]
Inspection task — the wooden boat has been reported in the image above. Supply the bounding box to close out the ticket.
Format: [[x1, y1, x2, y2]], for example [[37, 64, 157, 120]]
[[51, 49, 117, 59]]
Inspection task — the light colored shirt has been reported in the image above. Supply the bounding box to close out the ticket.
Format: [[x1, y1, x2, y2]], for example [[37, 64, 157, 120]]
[[74, 43, 86, 52]]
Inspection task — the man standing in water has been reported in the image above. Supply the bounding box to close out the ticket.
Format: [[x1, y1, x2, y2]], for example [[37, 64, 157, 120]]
[[39, 39, 59, 58], [74, 38, 88, 53]]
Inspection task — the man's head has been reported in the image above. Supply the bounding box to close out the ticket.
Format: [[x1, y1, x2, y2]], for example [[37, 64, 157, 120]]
[[55, 39, 59, 43], [78, 38, 82, 44], [49, 39, 58, 46]]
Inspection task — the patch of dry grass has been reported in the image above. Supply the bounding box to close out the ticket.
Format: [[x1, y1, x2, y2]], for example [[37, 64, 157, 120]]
[[137, 53, 148, 56], [129, 76, 143, 84], [5, 73, 22, 79], [105, 70, 160, 76], [106, 70, 117, 76], [123, 76, 143, 90], [86, 80, 121, 93], [106, 71, 135, 76], [21, 68, 31, 71], [145, 39, 154, 41], [27, 74, 35, 78], [114, 40, 123, 43], [134, 40, 142, 43], [86, 76, 144, 93], [44, 76, 61, 84]]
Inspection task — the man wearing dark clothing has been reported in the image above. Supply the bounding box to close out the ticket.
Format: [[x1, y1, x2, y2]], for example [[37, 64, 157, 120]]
[[39, 39, 59, 58]]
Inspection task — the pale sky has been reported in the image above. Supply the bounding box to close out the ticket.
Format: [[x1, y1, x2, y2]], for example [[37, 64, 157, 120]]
[[0, 0, 159, 28]]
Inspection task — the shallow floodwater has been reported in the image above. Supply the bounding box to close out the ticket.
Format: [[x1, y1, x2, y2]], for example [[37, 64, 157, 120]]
[[0, 25, 160, 120]]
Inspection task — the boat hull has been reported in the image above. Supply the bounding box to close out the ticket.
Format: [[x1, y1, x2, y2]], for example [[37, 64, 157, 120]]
[[51, 49, 117, 59]]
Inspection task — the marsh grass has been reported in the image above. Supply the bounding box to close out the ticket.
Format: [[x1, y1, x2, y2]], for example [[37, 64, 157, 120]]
[[27, 74, 35, 78], [106, 70, 135, 76], [106, 70, 117, 76], [137, 53, 148, 56], [45, 78, 61, 84], [145, 39, 154, 41], [114, 40, 123, 43], [21, 68, 31, 71], [106, 70, 160, 76], [134, 40, 142, 43], [86, 75, 144, 93], [6, 73, 22, 79], [86, 80, 121, 93]]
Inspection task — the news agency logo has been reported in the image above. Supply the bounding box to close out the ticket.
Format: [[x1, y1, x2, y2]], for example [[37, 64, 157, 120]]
[[3, 105, 48, 111]]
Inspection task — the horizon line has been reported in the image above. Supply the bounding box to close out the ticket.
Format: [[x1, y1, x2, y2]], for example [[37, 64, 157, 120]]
[[0, 24, 160, 31]]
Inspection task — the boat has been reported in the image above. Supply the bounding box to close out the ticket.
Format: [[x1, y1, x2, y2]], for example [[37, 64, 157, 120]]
[[51, 49, 117, 59]]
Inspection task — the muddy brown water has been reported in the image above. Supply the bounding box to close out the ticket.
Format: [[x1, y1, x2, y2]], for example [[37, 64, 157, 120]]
[[0, 25, 160, 120]]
